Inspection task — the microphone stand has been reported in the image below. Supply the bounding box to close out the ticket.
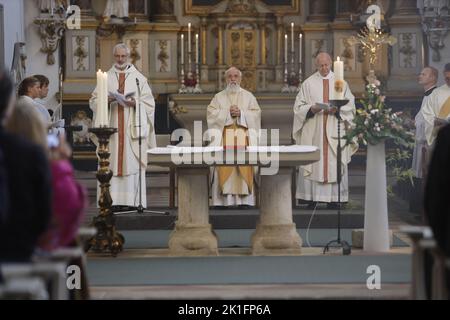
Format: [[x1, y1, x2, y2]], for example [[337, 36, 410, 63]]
[[115, 78, 169, 216], [323, 99, 351, 256]]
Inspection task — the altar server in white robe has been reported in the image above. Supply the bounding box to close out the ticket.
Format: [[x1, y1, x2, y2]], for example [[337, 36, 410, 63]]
[[293, 52, 357, 209], [422, 63, 450, 147], [207, 67, 261, 207], [412, 67, 438, 179], [90, 43, 156, 208]]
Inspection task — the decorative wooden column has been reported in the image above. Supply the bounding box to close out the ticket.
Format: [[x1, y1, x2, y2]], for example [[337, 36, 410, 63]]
[[275, 15, 284, 83], [217, 23, 224, 66], [260, 22, 267, 66], [200, 16, 209, 82]]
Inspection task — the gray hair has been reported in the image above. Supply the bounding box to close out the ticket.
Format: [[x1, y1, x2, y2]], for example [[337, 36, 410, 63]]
[[113, 43, 131, 56], [225, 67, 242, 78], [445, 63, 450, 73], [315, 52, 332, 66]]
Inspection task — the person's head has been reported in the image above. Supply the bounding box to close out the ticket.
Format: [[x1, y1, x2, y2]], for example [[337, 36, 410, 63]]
[[113, 43, 130, 70], [315, 52, 332, 77], [33, 74, 50, 99], [418, 67, 438, 89], [225, 67, 242, 93], [445, 63, 450, 87], [0, 70, 15, 127], [5, 100, 48, 152], [18, 77, 41, 99]]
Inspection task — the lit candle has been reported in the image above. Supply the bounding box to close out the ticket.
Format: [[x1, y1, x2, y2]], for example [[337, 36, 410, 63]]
[[188, 23, 191, 53], [181, 34, 184, 65], [195, 33, 199, 64], [291, 23, 294, 53], [284, 34, 288, 63], [333, 57, 345, 100], [299, 33, 303, 64]]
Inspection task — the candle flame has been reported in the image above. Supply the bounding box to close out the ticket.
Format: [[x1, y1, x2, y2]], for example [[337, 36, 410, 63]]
[[337, 56, 341, 61]]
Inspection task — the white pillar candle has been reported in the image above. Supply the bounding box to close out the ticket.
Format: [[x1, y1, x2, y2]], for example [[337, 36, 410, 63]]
[[333, 56, 345, 100], [188, 23, 191, 53], [181, 34, 184, 65], [299, 33, 303, 64], [102, 72, 108, 126], [284, 34, 288, 63], [195, 33, 199, 64], [334, 56, 344, 80], [291, 23, 294, 53], [95, 70, 103, 128]]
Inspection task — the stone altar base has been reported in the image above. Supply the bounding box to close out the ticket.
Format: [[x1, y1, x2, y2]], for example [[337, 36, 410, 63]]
[[168, 223, 219, 256], [251, 223, 302, 256]]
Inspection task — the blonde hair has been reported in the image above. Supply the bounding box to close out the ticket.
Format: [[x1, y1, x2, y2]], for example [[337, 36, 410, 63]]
[[5, 101, 48, 153]]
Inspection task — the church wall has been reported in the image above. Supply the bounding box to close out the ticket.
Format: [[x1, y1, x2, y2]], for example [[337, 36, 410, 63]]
[[23, 0, 60, 111], [428, 34, 450, 86], [0, 0, 25, 71]]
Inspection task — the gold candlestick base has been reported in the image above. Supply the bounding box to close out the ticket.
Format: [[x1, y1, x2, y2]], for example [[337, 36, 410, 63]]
[[87, 127, 124, 257]]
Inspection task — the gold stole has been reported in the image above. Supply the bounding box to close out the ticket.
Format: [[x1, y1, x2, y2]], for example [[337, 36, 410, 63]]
[[217, 96, 253, 195], [433, 96, 450, 138], [438, 96, 450, 119]]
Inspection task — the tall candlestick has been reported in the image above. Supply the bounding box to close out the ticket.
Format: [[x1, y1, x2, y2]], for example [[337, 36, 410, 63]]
[[181, 34, 184, 65], [291, 23, 294, 53], [284, 34, 288, 63], [195, 33, 199, 64], [188, 23, 191, 53], [333, 56, 345, 100]]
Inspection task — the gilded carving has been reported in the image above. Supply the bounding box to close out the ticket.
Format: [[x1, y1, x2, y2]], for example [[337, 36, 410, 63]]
[[157, 40, 170, 72], [129, 39, 141, 65], [74, 36, 88, 71], [399, 33, 416, 68]]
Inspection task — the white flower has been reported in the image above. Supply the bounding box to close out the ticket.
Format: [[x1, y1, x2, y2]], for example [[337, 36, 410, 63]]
[[370, 109, 379, 115]]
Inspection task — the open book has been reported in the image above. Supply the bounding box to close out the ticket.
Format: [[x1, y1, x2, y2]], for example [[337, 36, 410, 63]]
[[109, 91, 135, 108]]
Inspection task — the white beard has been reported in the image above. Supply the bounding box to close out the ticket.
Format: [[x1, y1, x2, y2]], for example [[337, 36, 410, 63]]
[[115, 63, 129, 70], [226, 83, 240, 94]]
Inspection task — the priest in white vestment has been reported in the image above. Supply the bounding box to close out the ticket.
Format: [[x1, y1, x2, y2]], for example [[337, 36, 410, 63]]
[[90, 43, 156, 208], [207, 67, 261, 207], [293, 53, 357, 209], [422, 63, 450, 147], [412, 67, 438, 179]]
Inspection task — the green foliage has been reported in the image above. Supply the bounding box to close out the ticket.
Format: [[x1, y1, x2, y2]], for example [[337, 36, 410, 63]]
[[344, 81, 415, 148]]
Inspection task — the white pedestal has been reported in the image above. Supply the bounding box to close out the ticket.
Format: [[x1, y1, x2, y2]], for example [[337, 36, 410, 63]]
[[363, 142, 390, 252], [169, 168, 218, 256], [251, 168, 302, 255]]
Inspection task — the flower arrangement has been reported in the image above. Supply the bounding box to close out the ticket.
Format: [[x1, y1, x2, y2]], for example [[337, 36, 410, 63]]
[[344, 80, 414, 148]]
